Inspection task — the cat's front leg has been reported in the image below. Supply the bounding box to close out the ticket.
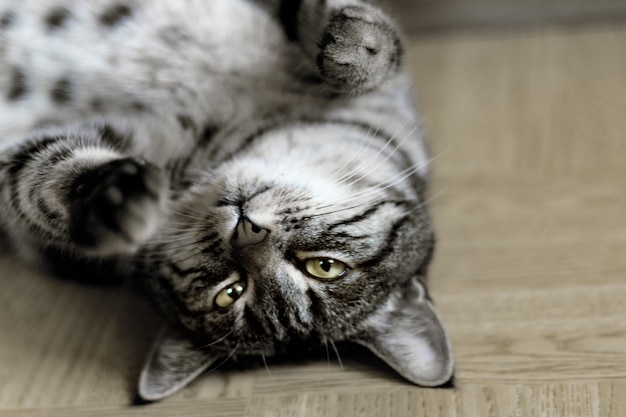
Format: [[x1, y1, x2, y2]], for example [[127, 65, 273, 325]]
[[276, 0, 404, 93], [0, 126, 167, 261]]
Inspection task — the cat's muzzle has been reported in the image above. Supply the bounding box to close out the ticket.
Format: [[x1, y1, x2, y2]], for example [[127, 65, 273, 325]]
[[231, 216, 269, 248]]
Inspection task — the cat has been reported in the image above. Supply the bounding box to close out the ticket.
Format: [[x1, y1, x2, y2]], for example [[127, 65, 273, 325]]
[[0, 0, 453, 401]]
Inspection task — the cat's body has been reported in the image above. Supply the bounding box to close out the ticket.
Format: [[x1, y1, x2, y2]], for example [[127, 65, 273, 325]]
[[0, 0, 452, 401]]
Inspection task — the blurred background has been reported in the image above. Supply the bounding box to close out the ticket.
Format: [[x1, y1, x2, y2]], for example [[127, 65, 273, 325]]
[[383, 0, 626, 33]]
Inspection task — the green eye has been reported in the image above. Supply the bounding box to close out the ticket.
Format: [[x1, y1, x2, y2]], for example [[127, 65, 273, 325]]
[[214, 281, 246, 308], [304, 258, 348, 280]]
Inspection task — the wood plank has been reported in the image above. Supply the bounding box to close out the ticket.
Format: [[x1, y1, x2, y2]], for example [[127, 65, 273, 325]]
[[3, 382, 622, 417]]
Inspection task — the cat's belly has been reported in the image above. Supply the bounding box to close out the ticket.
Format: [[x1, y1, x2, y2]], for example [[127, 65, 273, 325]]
[[0, 0, 288, 140]]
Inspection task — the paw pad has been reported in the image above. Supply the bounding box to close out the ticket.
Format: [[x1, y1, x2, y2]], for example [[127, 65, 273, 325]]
[[317, 7, 402, 93], [69, 157, 165, 254]]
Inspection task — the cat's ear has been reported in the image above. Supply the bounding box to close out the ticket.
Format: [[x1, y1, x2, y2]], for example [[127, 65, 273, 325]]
[[137, 325, 216, 402], [355, 278, 453, 386]]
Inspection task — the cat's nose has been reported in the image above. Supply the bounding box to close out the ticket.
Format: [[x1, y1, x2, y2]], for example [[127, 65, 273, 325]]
[[231, 216, 269, 248]]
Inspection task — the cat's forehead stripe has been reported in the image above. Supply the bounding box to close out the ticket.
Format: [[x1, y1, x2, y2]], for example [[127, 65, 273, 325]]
[[357, 214, 411, 270], [219, 117, 413, 168]]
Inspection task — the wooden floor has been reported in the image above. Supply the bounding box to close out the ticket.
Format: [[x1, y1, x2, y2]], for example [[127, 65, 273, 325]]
[[1, 22, 626, 417]]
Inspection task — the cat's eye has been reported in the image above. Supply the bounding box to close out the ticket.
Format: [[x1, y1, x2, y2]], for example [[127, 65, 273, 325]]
[[214, 281, 246, 308], [303, 258, 348, 280]]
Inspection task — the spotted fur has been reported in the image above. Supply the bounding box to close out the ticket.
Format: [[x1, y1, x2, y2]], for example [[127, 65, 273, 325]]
[[0, 0, 453, 401]]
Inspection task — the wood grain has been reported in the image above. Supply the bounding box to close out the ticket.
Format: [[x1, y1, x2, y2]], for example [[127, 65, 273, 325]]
[[1, 22, 626, 417]]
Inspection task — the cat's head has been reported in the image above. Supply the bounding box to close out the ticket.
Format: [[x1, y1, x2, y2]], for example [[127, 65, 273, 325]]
[[137, 123, 453, 401]]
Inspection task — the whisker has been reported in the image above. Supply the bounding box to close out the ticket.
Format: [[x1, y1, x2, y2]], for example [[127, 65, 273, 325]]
[[337, 124, 418, 190], [309, 130, 435, 214], [329, 339, 344, 370], [317, 151, 446, 212], [304, 198, 385, 219], [328, 135, 369, 181], [328, 124, 415, 193], [143, 237, 206, 255], [206, 344, 239, 374], [411, 188, 446, 210], [260, 351, 275, 382], [310, 187, 444, 223], [329, 125, 380, 182], [324, 339, 331, 368], [308, 172, 407, 216], [196, 330, 234, 349], [169, 211, 210, 222], [339, 163, 425, 204]]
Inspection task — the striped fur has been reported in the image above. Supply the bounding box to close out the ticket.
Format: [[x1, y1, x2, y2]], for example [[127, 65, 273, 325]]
[[0, 0, 453, 401]]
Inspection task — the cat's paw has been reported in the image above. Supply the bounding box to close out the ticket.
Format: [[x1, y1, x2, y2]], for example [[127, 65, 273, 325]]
[[317, 6, 403, 94], [69, 157, 166, 255]]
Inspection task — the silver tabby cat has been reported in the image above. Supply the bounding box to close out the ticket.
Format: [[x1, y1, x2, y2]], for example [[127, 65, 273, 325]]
[[0, 0, 453, 401]]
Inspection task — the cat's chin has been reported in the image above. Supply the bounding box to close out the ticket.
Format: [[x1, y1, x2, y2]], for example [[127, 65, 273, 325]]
[[138, 276, 454, 402]]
